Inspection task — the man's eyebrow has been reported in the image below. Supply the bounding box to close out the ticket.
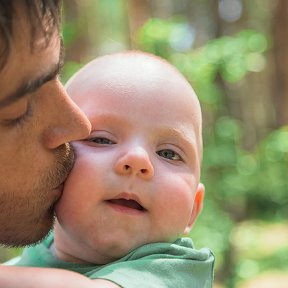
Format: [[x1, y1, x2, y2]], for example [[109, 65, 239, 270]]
[[0, 41, 64, 109]]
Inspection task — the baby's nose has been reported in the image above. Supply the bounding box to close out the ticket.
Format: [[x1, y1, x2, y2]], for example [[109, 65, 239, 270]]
[[114, 147, 154, 180]]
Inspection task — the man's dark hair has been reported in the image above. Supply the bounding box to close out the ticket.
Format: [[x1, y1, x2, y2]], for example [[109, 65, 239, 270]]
[[0, 0, 61, 69]]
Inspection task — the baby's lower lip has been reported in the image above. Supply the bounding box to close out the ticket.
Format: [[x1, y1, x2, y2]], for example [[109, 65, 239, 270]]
[[105, 199, 146, 215]]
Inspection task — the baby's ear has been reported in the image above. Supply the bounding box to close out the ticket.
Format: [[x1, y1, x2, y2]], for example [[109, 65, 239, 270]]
[[184, 183, 205, 235]]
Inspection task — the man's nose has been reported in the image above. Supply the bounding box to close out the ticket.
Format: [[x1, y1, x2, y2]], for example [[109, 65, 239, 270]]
[[114, 146, 154, 180], [43, 80, 91, 149]]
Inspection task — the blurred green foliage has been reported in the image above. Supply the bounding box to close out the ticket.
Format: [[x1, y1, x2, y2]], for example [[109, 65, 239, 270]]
[[137, 17, 288, 286]]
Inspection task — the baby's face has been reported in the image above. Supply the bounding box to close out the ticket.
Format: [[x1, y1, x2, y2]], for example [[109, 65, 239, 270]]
[[55, 54, 204, 264]]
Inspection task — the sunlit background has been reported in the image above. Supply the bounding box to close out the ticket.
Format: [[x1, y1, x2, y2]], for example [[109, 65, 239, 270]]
[[1, 1, 288, 287]]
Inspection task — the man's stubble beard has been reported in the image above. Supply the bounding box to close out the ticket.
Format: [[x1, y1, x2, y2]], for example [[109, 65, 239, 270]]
[[49, 143, 75, 192], [0, 143, 75, 247]]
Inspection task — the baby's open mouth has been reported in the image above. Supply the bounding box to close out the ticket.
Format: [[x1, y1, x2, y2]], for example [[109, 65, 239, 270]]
[[107, 199, 146, 211]]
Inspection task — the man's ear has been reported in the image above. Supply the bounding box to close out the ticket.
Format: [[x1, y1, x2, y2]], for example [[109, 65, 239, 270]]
[[184, 183, 205, 235]]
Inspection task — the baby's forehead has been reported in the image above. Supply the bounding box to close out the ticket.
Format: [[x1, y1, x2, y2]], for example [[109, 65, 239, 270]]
[[68, 52, 185, 87], [68, 52, 202, 125], [68, 54, 198, 114]]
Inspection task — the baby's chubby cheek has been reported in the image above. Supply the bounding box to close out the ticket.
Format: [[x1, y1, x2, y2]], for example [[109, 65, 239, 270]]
[[157, 194, 194, 236]]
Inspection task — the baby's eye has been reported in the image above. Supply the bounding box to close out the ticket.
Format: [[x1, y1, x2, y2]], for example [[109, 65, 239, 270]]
[[157, 149, 182, 161], [87, 137, 115, 145]]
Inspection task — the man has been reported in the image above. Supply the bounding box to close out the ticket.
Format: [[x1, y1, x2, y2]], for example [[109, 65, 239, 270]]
[[0, 1, 91, 246]]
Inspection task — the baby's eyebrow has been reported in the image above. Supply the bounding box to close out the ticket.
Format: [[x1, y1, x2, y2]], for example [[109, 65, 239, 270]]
[[89, 113, 132, 128], [157, 127, 198, 151]]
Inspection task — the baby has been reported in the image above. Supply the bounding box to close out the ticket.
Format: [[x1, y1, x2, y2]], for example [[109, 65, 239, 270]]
[[2, 51, 214, 288]]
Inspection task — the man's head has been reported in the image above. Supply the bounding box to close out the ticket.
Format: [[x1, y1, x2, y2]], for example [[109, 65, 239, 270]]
[[54, 52, 205, 264], [0, 0, 60, 70], [0, 1, 91, 247]]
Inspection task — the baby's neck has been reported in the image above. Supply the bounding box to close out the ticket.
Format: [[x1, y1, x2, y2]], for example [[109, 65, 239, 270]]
[[53, 222, 117, 265], [50, 241, 87, 264]]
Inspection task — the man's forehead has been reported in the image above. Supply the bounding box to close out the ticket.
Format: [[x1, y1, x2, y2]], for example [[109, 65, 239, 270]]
[[0, 32, 61, 107]]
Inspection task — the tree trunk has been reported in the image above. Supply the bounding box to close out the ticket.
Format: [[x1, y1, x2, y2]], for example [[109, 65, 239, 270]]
[[272, 0, 288, 126], [126, 0, 151, 48]]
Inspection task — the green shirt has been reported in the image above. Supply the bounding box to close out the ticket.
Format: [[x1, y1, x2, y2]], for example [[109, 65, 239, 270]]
[[16, 233, 214, 288]]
